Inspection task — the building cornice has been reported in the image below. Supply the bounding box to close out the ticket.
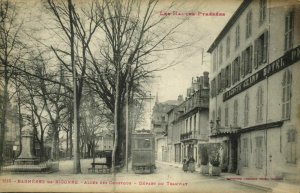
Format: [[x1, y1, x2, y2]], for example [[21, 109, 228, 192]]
[[207, 0, 252, 53]]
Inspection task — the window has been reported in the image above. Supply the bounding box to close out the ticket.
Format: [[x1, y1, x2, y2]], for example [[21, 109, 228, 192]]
[[285, 12, 294, 51], [218, 106, 221, 124], [241, 45, 253, 77], [244, 94, 249, 126], [232, 57, 240, 84], [235, 24, 240, 48], [286, 129, 297, 164], [212, 110, 216, 125], [194, 115, 196, 132], [210, 79, 216, 98], [213, 51, 217, 72], [226, 36, 231, 58], [259, 0, 267, 23], [225, 104, 229, 127], [255, 137, 263, 169], [282, 70, 292, 120], [254, 31, 268, 68], [218, 72, 222, 93], [233, 99, 238, 126], [242, 138, 248, 167], [185, 119, 188, 133], [219, 44, 223, 66], [189, 117, 192, 132], [246, 11, 252, 38], [256, 87, 263, 123], [225, 64, 231, 88]]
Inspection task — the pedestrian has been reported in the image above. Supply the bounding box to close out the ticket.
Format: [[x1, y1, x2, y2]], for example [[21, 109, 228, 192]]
[[182, 158, 188, 172], [188, 156, 195, 173]]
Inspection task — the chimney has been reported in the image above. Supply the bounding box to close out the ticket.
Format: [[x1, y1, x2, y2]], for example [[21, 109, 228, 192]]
[[177, 95, 183, 103]]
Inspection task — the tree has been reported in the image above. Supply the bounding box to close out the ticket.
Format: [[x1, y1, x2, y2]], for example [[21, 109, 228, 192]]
[[84, 0, 185, 170], [0, 0, 24, 166], [46, 0, 101, 173]]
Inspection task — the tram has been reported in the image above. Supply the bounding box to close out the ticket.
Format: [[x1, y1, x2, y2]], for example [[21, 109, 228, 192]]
[[131, 131, 155, 174]]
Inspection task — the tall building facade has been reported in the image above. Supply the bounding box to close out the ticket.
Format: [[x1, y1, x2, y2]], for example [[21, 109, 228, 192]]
[[167, 72, 210, 166], [208, 0, 299, 180]]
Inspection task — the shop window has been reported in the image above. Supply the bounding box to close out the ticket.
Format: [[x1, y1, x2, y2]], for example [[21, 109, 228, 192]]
[[286, 129, 297, 164], [225, 104, 229, 127], [244, 94, 249, 127], [243, 138, 248, 167], [255, 137, 263, 169]]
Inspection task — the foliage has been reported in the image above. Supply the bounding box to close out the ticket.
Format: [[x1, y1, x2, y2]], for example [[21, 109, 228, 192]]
[[208, 143, 221, 167]]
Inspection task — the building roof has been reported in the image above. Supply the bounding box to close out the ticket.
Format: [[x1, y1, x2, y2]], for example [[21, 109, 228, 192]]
[[207, 0, 251, 53]]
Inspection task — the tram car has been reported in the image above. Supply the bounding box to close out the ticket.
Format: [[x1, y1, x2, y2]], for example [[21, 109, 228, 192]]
[[131, 131, 155, 174]]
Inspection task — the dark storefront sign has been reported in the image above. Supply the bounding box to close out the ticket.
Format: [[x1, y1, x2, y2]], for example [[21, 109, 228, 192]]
[[223, 46, 300, 101]]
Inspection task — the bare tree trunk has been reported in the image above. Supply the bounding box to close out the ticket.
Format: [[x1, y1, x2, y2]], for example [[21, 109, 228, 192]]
[[0, 79, 9, 166], [112, 61, 120, 174]]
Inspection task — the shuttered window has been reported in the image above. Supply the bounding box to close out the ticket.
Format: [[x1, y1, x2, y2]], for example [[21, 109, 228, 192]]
[[254, 31, 268, 68], [256, 87, 263, 123], [244, 94, 249, 126], [284, 12, 294, 51], [282, 70, 292, 120], [255, 137, 263, 169], [233, 100, 238, 126], [246, 11, 252, 38]]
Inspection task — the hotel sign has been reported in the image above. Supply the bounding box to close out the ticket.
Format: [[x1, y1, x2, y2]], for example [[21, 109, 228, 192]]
[[223, 45, 300, 101]]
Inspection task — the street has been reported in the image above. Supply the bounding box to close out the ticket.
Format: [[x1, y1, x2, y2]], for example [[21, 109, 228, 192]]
[[0, 159, 268, 193]]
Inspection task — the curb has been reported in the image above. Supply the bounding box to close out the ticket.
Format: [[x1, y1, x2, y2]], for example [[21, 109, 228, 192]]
[[221, 176, 273, 192]]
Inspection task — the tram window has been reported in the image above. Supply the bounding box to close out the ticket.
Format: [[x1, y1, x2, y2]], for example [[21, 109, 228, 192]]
[[136, 138, 151, 149]]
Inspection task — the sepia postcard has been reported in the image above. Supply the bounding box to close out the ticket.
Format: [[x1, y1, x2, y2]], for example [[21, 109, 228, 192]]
[[0, 0, 299, 192]]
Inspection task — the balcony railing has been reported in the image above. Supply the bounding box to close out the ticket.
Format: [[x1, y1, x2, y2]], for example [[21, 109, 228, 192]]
[[180, 131, 208, 141]]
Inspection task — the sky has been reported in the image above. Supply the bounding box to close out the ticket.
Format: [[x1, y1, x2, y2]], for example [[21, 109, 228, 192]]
[[149, 0, 243, 103], [137, 0, 243, 129], [14, 0, 243, 129]]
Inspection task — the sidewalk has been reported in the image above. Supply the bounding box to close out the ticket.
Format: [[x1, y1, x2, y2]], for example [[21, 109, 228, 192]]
[[157, 161, 300, 193], [156, 160, 201, 172]]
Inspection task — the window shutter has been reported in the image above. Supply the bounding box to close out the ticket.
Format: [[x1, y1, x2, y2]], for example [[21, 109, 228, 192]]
[[249, 45, 253, 73], [222, 68, 226, 90], [249, 11, 252, 36], [228, 64, 231, 87], [263, 31, 268, 63], [254, 39, 258, 69], [241, 51, 245, 77], [237, 56, 240, 81]]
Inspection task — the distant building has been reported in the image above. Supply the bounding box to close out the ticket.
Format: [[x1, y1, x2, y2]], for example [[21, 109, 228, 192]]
[[167, 72, 210, 166], [151, 97, 182, 161], [96, 130, 114, 152], [208, 0, 300, 180]]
